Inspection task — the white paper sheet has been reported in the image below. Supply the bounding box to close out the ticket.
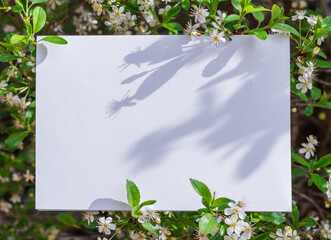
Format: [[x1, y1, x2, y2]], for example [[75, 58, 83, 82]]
[[36, 35, 291, 211]]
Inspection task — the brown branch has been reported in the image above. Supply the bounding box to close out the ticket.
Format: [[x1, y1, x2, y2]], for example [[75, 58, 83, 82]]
[[293, 188, 327, 220], [46, 0, 89, 35]]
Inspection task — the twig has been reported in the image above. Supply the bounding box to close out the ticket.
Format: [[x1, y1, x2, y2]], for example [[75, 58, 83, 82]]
[[293, 188, 326, 220], [314, 78, 331, 86], [46, 0, 88, 35]]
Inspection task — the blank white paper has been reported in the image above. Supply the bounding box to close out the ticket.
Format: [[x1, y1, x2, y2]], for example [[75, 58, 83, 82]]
[[36, 35, 291, 211]]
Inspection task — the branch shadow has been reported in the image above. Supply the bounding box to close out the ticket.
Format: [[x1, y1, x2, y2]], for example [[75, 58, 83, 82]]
[[88, 198, 131, 211]]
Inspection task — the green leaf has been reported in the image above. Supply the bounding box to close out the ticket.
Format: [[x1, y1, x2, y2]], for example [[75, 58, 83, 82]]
[[4, 131, 29, 151], [181, 0, 190, 11], [39, 36, 68, 44], [318, 91, 329, 105], [12, 5, 23, 12], [0, 54, 19, 62], [126, 179, 140, 207], [270, 4, 281, 23], [224, 14, 240, 23], [251, 29, 267, 40], [298, 218, 317, 228], [15, 0, 23, 7], [322, 102, 331, 110], [199, 213, 218, 234], [190, 178, 212, 206], [165, 22, 183, 34], [304, 106, 313, 116], [314, 59, 331, 68], [252, 11, 264, 23], [26, 101, 36, 124], [32, 0, 49, 4], [10, 34, 28, 45], [310, 87, 321, 101], [138, 200, 156, 210], [311, 173, 328, 192], [245, 5, 269, 14], [258, 212, 286, 225], [251, 233, 270, 240], [167, 6, 181, 18], [292, 153, 309, 168], [272, 23, 306, 42], [33, 6, 47, 34], [231, 0, 241, 12], [313, 154, 331, 170], [142, 222, 159, 235], [24, 19, 33, 35], [289, 203, 299, 225], [132, 206, 142, 217], [211, 197, 232, 208], [57, 212, 77, 227]]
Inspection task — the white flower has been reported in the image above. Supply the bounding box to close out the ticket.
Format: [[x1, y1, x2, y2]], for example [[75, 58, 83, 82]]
[[161, 0, 171, 4], [271, 28, 288, 36], [288, 229, 300, 240], [17, 97, 31, 111], [0, 80, 8, 90], [190, 5, 209, 24], [317, 36, 325, 46], [92, 2, 103, 16], [291, 10, 306, 21], [12, 173, 22, 182], [307, 15, 318, 26], [306, 135, 318, 147], [239, 222, 255, 240], [23, 170, 34, 182], [138, 207, 161, 224], [130, 231, 147, 240], [138, 0, 154, 11], [10, 193, 21, 204], [96, 217, 116, 235], [184, 20, 200, 37], [195, 230, 209, 240], [124, 12, 137, 27], [270, 228, 287, 240], [158, 5, 171, 15], [0, 200, 12, 213], [326, 175, 331, 200], [224, 202, 246, 219], [216, 10, 227, 23], [296, 72, 312, 94], [158, 226, 171, 240], [86, 19, 98, 31], [83, 211, 97, 225], [225, 215, 244, 236], [97, 237, 108, 240], [299, 142, 315, 159], [208, 29, 226, 47], [224, 233, 240, 240], [322, 222, 331, 239]]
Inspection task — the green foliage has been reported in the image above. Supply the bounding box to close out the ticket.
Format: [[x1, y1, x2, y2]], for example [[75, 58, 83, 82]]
[[126, 179, 141, 207], [190, 178, 212, 206], [199, 213, 218, 234]]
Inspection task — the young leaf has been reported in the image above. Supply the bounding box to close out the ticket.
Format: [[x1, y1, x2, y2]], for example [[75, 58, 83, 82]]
[[10, 34, 28, 44], [190, 178, 212, 205], [138, 200, 156, 210], [181, 0, 190, 11], [310, 87, 321, 101], [292, 153, 309, 168], [199, 213, 218, 234], [311, 173, 328, 192], [314, 59, 331, 68], [39, 36, 68, 44], [231, 0, 241, 12], [142, 222, 159, 235], [270, 4, 281, 23], [313, 154, 331, 170], [0, 54, 20, 62], [272, 23, 306, 42], [57, 212, 77, 227], [33, 6, 47, 33], [224, 14, 240, 23], [258, 212, 286, 225], [304, 106, 313, 116], [126, 179, 140, 207], [4, 131, 29, 151], [251, 29, 268, 40], [298, 218, 317, 228], [211, 198, 232, 208], [32, 0, 49, 4], [245, 5, 269, 14]]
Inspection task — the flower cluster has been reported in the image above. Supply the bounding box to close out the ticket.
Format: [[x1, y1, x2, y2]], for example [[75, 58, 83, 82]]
[[185, 5, 228, 48], [295, 60, 315, 94], [299, 135, 318, 159], [223, 200, 255, 240], [270, 226, 300, 240]]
